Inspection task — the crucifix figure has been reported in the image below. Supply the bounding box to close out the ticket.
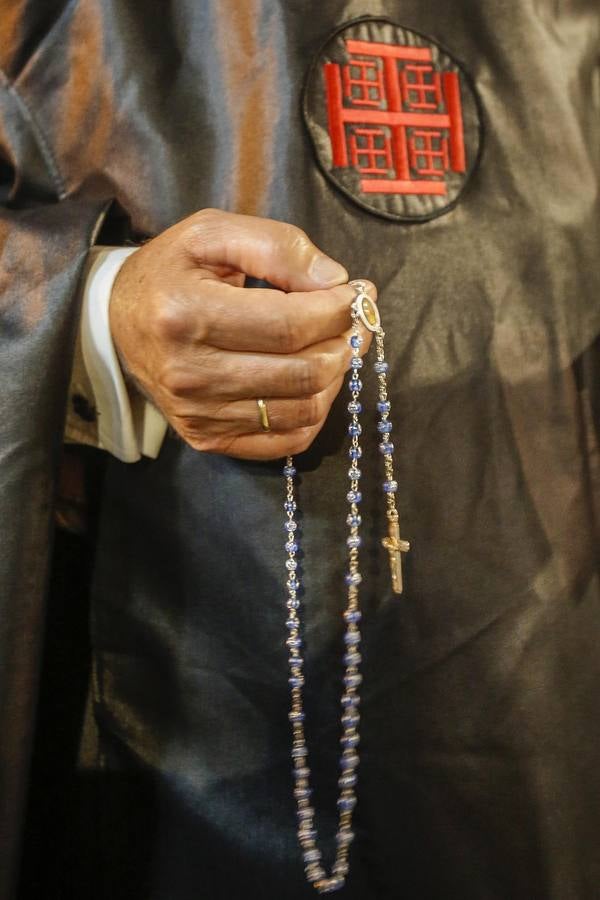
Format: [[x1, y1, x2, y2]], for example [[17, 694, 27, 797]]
[[381, 511, 410, 594]]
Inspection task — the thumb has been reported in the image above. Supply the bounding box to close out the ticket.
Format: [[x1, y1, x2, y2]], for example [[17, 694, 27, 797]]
[[180, 208, 348, 291]]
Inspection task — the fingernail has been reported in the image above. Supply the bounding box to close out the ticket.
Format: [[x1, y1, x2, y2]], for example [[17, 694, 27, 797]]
[[309, 255, 348, 287]]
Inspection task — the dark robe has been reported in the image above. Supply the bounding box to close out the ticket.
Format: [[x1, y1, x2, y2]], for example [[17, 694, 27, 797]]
[[1, 2, 600, 898]]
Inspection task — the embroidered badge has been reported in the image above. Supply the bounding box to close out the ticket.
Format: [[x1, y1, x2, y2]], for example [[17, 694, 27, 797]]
[[303, 17, 483, 222]]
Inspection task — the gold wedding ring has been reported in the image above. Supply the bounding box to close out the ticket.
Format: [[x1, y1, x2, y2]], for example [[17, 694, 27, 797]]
[[257, 398, 271, 432]]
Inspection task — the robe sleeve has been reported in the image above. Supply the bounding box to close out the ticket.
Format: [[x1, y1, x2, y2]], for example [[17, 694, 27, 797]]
[[0, 70, 113, 900]]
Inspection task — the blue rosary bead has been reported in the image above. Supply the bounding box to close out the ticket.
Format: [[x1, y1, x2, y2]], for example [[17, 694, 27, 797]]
[[337, 795, 357, 811], [377, 400, 391, 413], [343, 609, 361, 623], [344, 651, 361, 666], [289, 710, 305, 723], [383, 480, 398, 493], [344, 572, 362, 586], [289, 675, 304, 688], [285, 540, 298, 553], [349, 334, 363, 349], [283, 464, 297, 477], [346, 513, 361, 527], [340, 752, 359, 770], [348, 446, 362, 460], [284, 500, 297, 512], [344, 629, 361, 644], [341, 733, 360, 748], [377, 420, 393, 433], [378, 441, 394, 455], [344, 673, 363, 688], [348, 377, 362, 392], [347, 423, 362, 437], [286, 617, 298, 631], [350, 356, 363, 369], [342, 711, 360, 728], [287, 578, 300, 591], [347, 400, 362, 414], [286, 636, 302, 649], [289, 656, 303, 668], [374, 361, 388, 374], [341, 693, 360, 708], [346, 490, 362, 504], [287, 598, 300, 610]]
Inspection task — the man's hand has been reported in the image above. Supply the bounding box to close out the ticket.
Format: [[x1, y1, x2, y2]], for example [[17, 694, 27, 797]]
[[109, 209, 375, 460]]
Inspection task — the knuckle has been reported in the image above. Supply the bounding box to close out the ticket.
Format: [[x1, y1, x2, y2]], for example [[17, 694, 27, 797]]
[[292, 358, 322, 396], [150, 298, 191, 342], [159, 364, 202, 398], [296, 395, 323, 428], [274, 312, 303, 354]]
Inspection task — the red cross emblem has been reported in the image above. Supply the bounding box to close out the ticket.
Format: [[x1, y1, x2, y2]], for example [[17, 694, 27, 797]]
[[303, 18, 481, 222], [323, 40, 466, 197]]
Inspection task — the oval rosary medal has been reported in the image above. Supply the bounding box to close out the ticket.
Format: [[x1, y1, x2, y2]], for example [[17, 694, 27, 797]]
[[282, 281, 409, 894]]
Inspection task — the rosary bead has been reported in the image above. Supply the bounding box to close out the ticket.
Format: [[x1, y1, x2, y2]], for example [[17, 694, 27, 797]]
[[377, 420, 393, 433], [341, 732, 360, 748], [337, 795, 357, 811], [297, 806, 315, 821], [292, 745, 308, 759], [346, 535, 361, 549], [347, 423, 362, 437], [286, 636, 302, 649], [350, 334, 363, 349], [344, 629, 361, 644], [285, 540, 299, 553], [350, 356, 363, 369], [347, 467, 361, 480], [338, 773, 358, 788], [378, 441, 394, 455], [286, 559, 298, 570], [346, 513, 361, 527], [343, 651, 361, 666], [284, 500, 297, 512], [346, 490, 362, 504], [287, 599, 300, 611], [283, 464, 297, 477], [373, 361, 388, 374], [347, 400, 362, 414], [285, 520, 298, 532], [287, 578, 300, 591], [383, 480, 398, 493], [294, 786, 312, 799], [289, 710, 305, 723], [294, 766, 311, 779], [377, 400, 391, 413], [286, 617, 298, 631], [340, 753, 359, 770], [341, 693, 360, 708], [289, 675, 304, 688], [348, 446, 362, 460], [342, 711, 360, 728], [348, 377, 362, 392], [343, 673, 363, 688], [344, 572, 362, 587], [303, 848, 322, 863], [343, 609, 361, 624], [336, 829, 355, 846]]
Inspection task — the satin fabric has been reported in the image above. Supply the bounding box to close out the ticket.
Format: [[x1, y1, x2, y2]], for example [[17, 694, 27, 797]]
[[1, 1, 599, 898]]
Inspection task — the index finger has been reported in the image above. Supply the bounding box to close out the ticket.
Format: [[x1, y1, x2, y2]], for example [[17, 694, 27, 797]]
[[185, 277, 378, 354]]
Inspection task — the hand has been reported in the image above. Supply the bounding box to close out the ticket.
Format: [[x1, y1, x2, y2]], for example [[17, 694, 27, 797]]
[[109, 208, 376, 460]]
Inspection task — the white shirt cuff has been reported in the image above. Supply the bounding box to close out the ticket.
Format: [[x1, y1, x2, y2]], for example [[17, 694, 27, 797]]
[[80, 246, 168, 462]]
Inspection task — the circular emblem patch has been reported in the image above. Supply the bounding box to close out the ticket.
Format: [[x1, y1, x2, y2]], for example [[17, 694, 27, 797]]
[[303, 17, 483, 223]]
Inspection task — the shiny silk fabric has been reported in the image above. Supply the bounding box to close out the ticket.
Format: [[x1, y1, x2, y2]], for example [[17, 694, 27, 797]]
[[1, 2, 600, 898]]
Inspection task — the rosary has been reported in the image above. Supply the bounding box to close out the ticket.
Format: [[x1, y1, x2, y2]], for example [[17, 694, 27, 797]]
[[282, 280, 409, 894]]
